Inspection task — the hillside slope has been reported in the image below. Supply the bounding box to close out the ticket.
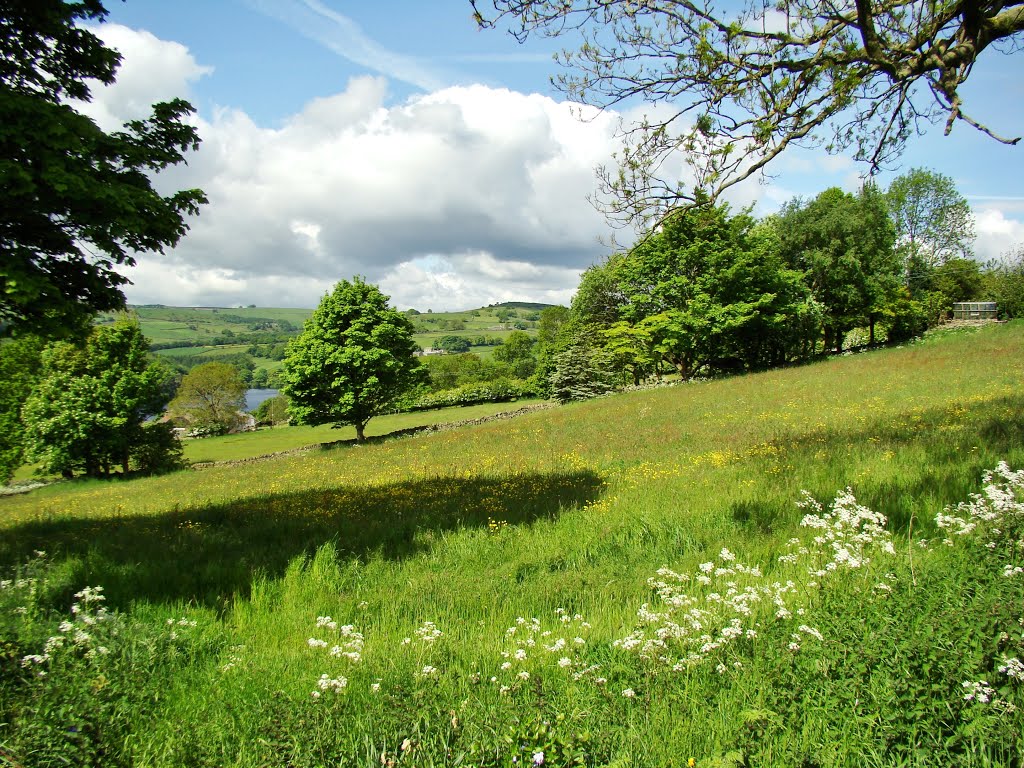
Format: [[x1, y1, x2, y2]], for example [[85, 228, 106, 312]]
[[1, 323, 1022, 766]]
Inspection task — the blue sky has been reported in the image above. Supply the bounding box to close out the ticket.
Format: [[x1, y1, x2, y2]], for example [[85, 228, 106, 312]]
[[90, 0, 1024, 310]]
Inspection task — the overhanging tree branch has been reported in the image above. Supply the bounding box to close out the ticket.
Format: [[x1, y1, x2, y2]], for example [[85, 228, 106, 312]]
[[473, 0, 1023, 229]]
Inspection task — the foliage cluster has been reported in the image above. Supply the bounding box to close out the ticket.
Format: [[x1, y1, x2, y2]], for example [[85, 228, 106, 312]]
[[404, 377, 539, 411], [167, 361, 248, 437], [0, 0, 205, 339], [419, 352, 512, 392], [4, 317, 184, 481], [986, 246, 1024, 320], [252, 394, 290, 427], [545, 169, 1020, 401]]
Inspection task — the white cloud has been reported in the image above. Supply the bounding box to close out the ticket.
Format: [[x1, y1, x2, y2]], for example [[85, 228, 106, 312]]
[[83, 25, 1024, 311], [378, 253, 580, 311], [974, 208, 1024, 261], [81, 27, 624, 309], [77, 24, 212, 131]]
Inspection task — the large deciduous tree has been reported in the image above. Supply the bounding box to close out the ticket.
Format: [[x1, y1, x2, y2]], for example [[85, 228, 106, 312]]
[[474, 0, 1022, 228], [776, 186, 901, 349], [21, 317, 179, 477], [602, 203, 817, 377], [0, 0, 207, 338], [167, 362, 248, 436], [282, 278, 425, 442], [886, 167, 976, 269]]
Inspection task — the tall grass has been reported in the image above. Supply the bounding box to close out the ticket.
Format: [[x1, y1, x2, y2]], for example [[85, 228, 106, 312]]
[[1, 323, 1023, 766]]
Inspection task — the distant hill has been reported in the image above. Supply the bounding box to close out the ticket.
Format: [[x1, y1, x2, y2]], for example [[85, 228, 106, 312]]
[[485, 301, 558, 311], [117, 304, 561, 379]]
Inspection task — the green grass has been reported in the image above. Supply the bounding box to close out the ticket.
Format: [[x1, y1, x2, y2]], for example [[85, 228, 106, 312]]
[[1, 322, 1023, 766], [106, 306, 312, 346], [182, 399, 545, 463]]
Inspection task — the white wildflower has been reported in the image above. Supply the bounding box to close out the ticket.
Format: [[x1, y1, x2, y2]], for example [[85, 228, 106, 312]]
[[998, 657, 1024, 682], [316, 674, 347, 693], [962, 680, 995, 704]]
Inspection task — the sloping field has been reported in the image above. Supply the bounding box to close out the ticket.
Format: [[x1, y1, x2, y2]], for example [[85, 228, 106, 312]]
[[1, 323, 1023, 766], [127, 304, 540, 355]]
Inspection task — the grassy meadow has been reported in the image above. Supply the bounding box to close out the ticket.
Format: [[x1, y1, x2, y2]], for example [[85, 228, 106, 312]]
[[1, 323, 1023, 766], [181, 400, 546, 464]]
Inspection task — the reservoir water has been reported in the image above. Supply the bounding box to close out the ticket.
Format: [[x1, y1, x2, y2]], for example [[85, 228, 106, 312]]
[[244, 388, 280, 412]]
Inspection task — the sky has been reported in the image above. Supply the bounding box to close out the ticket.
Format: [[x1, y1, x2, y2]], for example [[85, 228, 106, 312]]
[[79, 0, 1024, 311]]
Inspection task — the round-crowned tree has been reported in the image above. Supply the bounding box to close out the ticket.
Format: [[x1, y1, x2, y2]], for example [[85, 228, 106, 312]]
[[167, 361, 247, 436], [282, 278, 425, 442], [22, 317, 178, 477]]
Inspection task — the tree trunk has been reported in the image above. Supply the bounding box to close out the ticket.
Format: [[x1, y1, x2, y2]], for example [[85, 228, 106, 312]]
[[355, 422, 366, 442], [869, 317, 876, 346]]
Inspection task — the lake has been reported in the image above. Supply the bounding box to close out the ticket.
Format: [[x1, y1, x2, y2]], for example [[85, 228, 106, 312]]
[[245, 388, 280, 412]]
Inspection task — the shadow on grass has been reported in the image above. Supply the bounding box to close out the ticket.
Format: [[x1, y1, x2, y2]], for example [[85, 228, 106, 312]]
[[731, 393, 1024, 535], [0, 470, 605, 611]]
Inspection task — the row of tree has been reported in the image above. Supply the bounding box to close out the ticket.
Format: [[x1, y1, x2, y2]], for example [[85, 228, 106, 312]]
[[529, 169, 1019, 400], [4, 232, 1020, 480], [271, 164, 1022, 432], [0, 278, 549, 481]]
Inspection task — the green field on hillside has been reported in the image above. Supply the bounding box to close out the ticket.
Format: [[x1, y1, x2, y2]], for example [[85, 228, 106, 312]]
[[181, 400, 546, 464], [115, 306, 314, 343], [2, 323, 1022, 766], [118, 303, 547, 355]]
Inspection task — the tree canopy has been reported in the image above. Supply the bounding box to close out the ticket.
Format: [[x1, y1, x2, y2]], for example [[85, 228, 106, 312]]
[[886, 167, 975, 268], [776, 185, 900, 349], [474, 0, 1022, 227], [168, 362, 248, 436], [21, 317, 179, 477], [282, 278, 425, 442], [582, 203, 818, 377], [0, 0, 206, 338]]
